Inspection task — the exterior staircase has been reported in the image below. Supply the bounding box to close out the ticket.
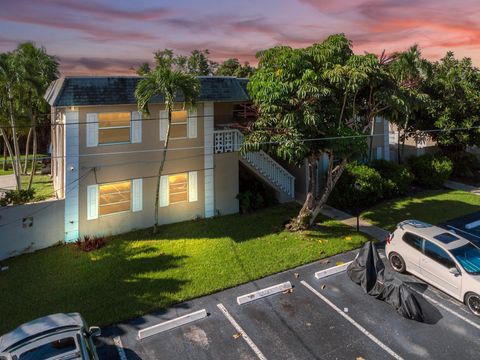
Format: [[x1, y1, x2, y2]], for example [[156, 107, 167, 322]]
[[213, 129, 295, 200]]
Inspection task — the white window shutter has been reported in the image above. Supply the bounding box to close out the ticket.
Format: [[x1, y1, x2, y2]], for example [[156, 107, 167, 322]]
[[159, 110, 168, 141], [188, 171, 198, 202], [87, 185, 99, 220], [86, 113, 98, 147], [159, 175, 169, 207], [132, 178, 143, 212], [376, 146, 383, 160], [131, 111, 142, 143], [187, 108, 197, 139]]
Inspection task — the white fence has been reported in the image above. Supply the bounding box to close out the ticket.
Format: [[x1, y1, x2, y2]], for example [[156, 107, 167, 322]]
[[0, 199, 64, 261]]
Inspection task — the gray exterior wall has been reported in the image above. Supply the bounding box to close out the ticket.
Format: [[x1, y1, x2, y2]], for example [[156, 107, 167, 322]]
[[0, 199, 64, 260]]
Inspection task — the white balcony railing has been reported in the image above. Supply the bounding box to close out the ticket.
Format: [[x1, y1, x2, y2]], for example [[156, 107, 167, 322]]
[[214, 129, 295, 198]]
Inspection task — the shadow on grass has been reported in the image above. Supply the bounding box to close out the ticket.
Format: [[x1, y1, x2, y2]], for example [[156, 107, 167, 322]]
[[0, 239, 190, 335], [111, 203, 301, 243], [362, 190, 480, 231]]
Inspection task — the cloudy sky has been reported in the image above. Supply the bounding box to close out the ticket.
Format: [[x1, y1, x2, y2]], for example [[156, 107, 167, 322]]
[[1, 0, 479, 75]]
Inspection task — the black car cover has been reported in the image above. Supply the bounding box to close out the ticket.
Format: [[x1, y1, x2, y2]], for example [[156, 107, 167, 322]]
[[347, 241, 425, 322]]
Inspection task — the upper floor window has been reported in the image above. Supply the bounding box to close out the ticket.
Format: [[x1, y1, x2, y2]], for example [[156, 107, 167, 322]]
[[98, 112, 130, 144], [171, 110, 188, 139]]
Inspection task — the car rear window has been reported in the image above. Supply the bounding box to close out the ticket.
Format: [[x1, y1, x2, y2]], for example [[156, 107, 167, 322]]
[[19, 337, 77, 360], [402, 232, 423, 251]]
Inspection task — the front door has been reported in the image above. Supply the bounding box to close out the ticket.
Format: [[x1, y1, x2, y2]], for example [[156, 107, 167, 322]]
[[420, 240, 462, 299]]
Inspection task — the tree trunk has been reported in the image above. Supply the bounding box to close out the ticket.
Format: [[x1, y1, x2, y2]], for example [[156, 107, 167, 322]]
[[24, 127, 32, 174], [368, 116, 375, 162], [7, 91, 22, 190], [0, 128, 16, 180], [2, 138, 7, 171], [397, 128, 401, 163], [153, 111, 172, 234], [27, 127, 37, 190], [287, 154, 347, 231]]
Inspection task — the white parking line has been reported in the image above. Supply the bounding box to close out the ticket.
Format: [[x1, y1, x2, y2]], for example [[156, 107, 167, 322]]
[[217, 303, 267, 360], [420, 292, 480, 331], [113, 336, 128, 360], [301, 280, 404, 360]]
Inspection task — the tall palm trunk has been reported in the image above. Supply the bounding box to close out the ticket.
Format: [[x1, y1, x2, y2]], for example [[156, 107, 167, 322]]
[[153, 110, 172, 234], [2, 138, 7, 171], [23, 127, 32, 174], [27, 127, 37, 190], [0, 128, 15, 177], [7, 90, 22, 190]]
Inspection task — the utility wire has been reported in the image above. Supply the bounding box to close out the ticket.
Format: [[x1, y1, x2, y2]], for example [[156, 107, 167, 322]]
[[1, 124, 479, 164]]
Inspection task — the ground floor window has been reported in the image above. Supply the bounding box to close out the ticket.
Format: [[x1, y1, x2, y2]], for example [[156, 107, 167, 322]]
[[169, 173, 188, 204], [99, 180, 131, 216]]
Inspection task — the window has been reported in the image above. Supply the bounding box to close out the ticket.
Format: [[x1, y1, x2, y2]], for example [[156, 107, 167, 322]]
[[170, 110, 188, 139], [434, 232, 459, 244], [99, 181, 131, 216], [402, 232, 423, 251], [98, 112, 130, 144], [19, 337, 76, 360], [169, 173, 188, 204], [451, 243, 480, 274], [424, 240, 456, 268]]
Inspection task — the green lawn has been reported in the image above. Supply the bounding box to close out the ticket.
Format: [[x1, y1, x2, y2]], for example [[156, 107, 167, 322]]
[[0, 154, 48, 176], [362, 189, 480, 231], [0, 204, 369, 334], [21, 175, 54, 202]]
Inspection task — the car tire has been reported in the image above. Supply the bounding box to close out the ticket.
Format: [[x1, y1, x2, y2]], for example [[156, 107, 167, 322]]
[[465, 292, 480, 316], [389, 252, 406, 273]]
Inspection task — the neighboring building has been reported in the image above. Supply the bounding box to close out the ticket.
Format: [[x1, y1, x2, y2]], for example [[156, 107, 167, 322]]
[[281, 117, 390, 200], [45, 76, 295, 242], [388, 123, 438, 162]]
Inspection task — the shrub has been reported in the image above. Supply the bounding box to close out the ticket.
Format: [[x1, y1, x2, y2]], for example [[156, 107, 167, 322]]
[[446, 151, 480, 178], [408, 154, 453, 188], [75, 235, 106, 252], [0, 189, 35, 206], [371, 159, 414, 197], [329, 162, 384, 211]]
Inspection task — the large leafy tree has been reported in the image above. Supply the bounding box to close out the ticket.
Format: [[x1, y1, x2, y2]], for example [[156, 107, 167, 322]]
[[420, 53, 480, 152], [135, 53, 200, 233], [216, 58, 255, 78], [244, 34, 420, 230]]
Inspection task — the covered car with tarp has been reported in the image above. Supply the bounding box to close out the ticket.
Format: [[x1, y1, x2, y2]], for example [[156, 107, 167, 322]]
[[347, 241, 426, 322]]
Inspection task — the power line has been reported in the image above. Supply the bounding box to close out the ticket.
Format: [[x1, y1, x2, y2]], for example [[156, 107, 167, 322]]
[[1, 124, 479, 164]]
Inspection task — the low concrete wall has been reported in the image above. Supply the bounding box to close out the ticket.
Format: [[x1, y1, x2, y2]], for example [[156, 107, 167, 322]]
[[0, 199, 64, 260]]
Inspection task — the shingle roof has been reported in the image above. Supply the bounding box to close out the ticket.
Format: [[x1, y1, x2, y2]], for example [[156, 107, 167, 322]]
[[46, 76, 250, 107]]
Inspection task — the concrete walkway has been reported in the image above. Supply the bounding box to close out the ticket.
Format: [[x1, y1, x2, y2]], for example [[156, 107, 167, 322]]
[[0, 174, 16, 191], [444, 180, 480, 195], [319, 204, 389, 242]]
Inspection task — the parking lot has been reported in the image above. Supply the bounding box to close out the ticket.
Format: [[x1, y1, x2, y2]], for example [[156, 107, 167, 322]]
[[96, 248, 480, 360]]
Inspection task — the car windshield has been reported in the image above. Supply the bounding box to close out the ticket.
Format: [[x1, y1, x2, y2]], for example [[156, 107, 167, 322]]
[[450, 243, 480, 274], [18, 337, 77, 360]]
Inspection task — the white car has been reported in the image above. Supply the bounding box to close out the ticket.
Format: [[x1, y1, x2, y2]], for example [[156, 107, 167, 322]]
[[385, 220, 480, 316]]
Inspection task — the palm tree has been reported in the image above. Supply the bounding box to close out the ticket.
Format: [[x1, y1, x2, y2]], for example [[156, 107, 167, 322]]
[[135, 64, 200, 233]]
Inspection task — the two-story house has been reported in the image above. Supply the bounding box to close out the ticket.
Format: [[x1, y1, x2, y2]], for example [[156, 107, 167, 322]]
[[46, 76, 390, 242], [45, 76, 296, 242]]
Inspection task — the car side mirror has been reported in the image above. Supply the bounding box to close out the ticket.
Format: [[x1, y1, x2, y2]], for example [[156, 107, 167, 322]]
[[88, 326, 101, 337], [449, 268, 461, 276]]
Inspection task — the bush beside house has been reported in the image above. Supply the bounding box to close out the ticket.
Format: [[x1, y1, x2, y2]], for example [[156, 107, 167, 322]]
[[408, 154, 453, 188]]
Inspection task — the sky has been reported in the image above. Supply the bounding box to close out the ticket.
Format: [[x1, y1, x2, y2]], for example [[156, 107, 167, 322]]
[[1, 0, 479, 75]]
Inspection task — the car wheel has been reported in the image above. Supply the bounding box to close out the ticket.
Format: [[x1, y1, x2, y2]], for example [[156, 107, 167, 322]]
[[389, 252, 406, 273], [465, 292, 480, 316]]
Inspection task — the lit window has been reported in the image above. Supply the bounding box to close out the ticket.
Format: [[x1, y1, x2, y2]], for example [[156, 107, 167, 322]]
[[169, 173, 188, 203], [98, 112, 130, 144], [99, 181, 131, 216], [170, 110, 188, 139]]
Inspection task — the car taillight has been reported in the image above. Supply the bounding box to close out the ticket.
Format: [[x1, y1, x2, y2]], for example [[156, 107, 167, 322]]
[[386, 233, 392, 244]]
